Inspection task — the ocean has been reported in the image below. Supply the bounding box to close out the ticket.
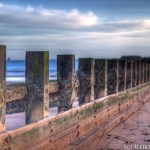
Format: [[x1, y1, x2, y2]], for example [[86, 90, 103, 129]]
[[6, 60, 78, 83]]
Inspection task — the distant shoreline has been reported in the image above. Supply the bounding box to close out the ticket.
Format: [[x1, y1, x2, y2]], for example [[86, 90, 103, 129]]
[[6, 76, 57, 83]]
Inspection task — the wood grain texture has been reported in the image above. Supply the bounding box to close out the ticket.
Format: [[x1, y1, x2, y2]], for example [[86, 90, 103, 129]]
[[0, 45, 6, 132], [107, 59, 119, 95], [78, 58, 95, 105], [57, 55, 77, 112], [0, 83, 149, 150], [25, 51, 49, 124], [94, 59, 108, 99]]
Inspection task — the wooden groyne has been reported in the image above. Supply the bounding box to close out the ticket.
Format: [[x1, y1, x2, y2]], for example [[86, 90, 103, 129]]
[[1, 45, 150, 149]]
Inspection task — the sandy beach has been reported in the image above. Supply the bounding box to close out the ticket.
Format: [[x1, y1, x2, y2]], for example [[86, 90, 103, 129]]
[[98, 101, 150, 149]]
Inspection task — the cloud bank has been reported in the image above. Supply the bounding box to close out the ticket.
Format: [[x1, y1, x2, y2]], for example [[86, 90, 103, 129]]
[[0, 3, 150, 59]]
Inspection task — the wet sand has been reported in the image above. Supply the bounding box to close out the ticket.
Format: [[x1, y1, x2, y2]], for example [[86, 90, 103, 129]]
[[98, 101, 150, 150], [6, 99, 79, 131], [6, 107, 58, 131]]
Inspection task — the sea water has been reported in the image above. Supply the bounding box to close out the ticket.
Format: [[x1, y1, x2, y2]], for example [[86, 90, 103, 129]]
[[6, 60, 78, 83]]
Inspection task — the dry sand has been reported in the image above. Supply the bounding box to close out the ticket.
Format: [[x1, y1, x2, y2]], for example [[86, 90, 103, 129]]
[[98, 101, 150, 150]]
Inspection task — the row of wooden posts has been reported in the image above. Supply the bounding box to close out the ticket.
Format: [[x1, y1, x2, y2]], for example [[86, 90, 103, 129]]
[[0, 45, 150, 133]]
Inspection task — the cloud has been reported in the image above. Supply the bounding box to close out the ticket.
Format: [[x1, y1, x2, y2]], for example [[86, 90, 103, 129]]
[[0, 3, 98, 29], [0, 3, 150, 59], [0, 3, 150, 32]]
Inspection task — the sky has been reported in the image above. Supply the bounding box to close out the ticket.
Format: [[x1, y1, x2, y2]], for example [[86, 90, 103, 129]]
[[0, 0, 150, 60]]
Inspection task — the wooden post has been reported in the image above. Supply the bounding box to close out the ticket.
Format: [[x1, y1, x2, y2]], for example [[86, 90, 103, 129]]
[[141, 62, 145, 84], [78, 58, 94, 105], [132, 62, 136, 87], [25, 51, 49, 124], [149, 64, 150, 82], [131, 61, 133, 87], [94, 59, 107, 99], [118, 59, 127, 92], [146, 64, 149, 82], [0, 45, 6, 132], [137, 61, 141, 85], [57, 55, 77, 112], [145, 63, 147, 83], [117, 60, 119, 92], [144, 63, 147, 83], [125, 60, 127, 90], [126, 61, 132, 89], [132, 62, 137, 87], [135, 62, 138, 86], [107, 59, 119, 95], [132, 62, 135, 87], [148, 64, 149, 82]]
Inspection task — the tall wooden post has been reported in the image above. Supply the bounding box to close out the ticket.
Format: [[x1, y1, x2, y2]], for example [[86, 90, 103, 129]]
[[57, 55, 77, 112], [144, 63, 147, 83], [145, 64, 147, 83], [25, 51, 49, 124], [132, 62, 135, 87], [131, 62, 133, 87], [107, 59, 119, 95], [141, 62, 145, 84], [132, 62, 137, 87], [126, 61, 132, 89], [149, 64, 150, 82], [94, 59, 107, 99], [118, 59, 127, 92], [137, 61, 141, 85], [78, 58, 94, 105], [147, 64, 149, 82], [0, 45, 6, 132]]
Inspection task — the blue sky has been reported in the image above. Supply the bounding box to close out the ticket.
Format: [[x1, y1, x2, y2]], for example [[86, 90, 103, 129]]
[[0, 0, 150, 59]]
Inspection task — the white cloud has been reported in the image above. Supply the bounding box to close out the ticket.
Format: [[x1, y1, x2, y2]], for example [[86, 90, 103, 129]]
[[0, 3, 3, 8], [0, 3, 150, 59], [0, 3, 98, 29], [26, 5, 34, 13]]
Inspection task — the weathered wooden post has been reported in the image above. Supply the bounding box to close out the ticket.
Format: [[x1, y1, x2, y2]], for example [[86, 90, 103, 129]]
[[147, 64, 149, 83], [0, 45, 6, 132], [137, 61, 141, 85], [132, 62, 137, 87], [78, 58, 94, 105], [146, 64, 149, 83], [145, 63, 147, 83], [126, 61, 133, 89], [132, 62, 135, 87], [118, 59, 127, 92], [94, 59, 107, 99], [25, 51, 49, 124], [149, 63, 150, 82], [144, 63, 147, 83], [107, 59, 119, 95], [141, 62, 145, 84], [149, 64, 150, 82], [57, 55, 77, 112], [135, 62, 138, 85]]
